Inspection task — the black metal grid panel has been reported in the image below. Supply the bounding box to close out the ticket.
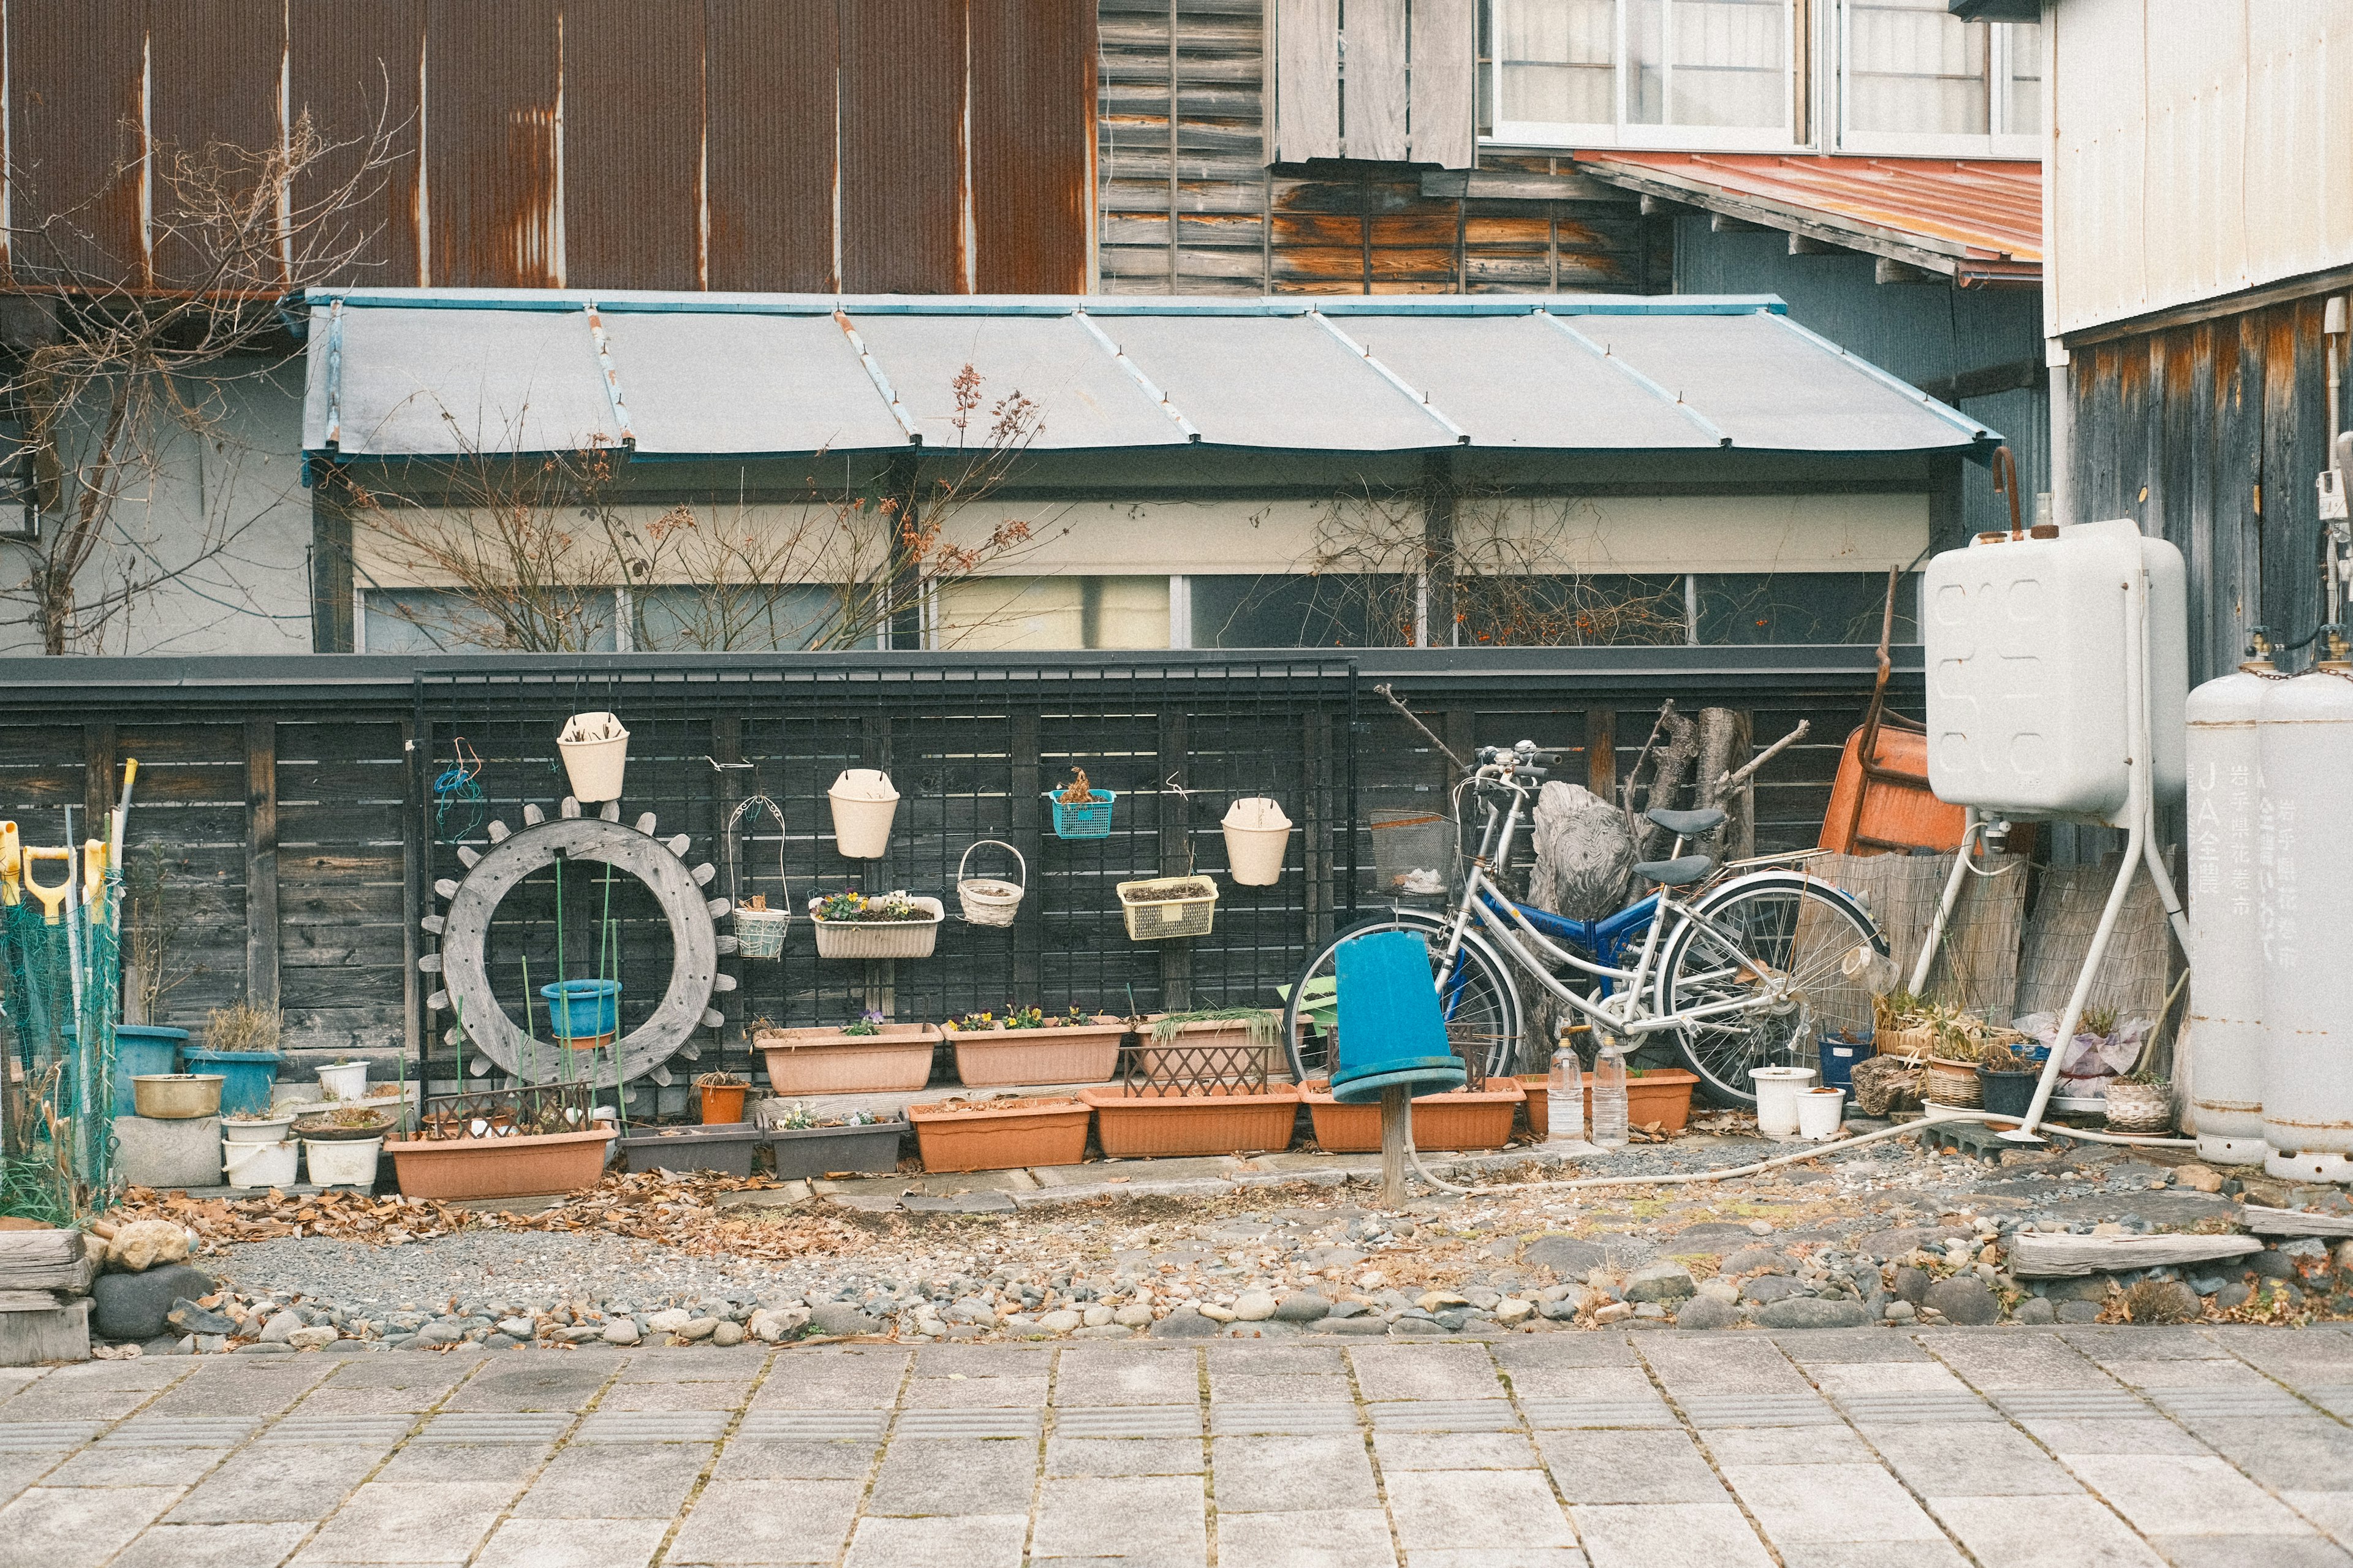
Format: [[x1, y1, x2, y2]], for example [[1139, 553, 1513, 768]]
[[414, 659, 1357, 1107]]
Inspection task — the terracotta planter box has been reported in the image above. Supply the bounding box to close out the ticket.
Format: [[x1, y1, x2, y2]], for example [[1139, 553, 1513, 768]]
[[1133, 1016, 1294, 1085], [757, 1025, 942, 1095], [1300, 1080, 1525, 1153], [768, 1116, 907, 1181], [385, 1127, 617, 1202], [1516, 1074, 1550, 1137], [950, 1018, 1129, 1088], [1507, 1069, 1700, 1137], [909, 1097, 1091, 1172], [1078, 1083, 1300, 1158]]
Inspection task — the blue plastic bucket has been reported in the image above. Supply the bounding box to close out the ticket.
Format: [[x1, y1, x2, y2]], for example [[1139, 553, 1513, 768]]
[[1817, 1032, 1870, 1092], [179, 1047, 282, 1118], [540, 979, 622, 1042], [112, 1025, 189, 1118]]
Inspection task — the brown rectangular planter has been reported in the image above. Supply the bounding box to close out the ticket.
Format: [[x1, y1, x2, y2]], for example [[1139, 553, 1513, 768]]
[[385, 1127, 616, 1202], [1133, 1016, 1294, 1085], [757, 1024, 942, 1095], [909, 1097, 1092, 1172], [1299, 1080, 1525, 1153], [1077, 1083, 1300, 1158], [1512, 1069, 1698, 1137], [950, 1018, 1129, 1088], [1515, 1074, 1550, 1137]]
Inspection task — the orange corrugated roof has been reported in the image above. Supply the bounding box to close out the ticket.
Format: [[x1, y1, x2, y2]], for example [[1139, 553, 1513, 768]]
[[1572, 153, 2041, 286]]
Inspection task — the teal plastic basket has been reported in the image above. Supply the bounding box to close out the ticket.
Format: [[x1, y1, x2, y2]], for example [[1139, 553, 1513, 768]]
[[1044, 788, 1116, 839]]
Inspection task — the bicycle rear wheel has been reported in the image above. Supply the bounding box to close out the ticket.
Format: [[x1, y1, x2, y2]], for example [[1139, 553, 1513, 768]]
[[1652, 872, 1884, 1106], [1279, 913, 1525, 1084]]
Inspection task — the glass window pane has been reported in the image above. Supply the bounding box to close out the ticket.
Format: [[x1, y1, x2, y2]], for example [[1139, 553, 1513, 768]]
[[362, 588, 618, 653], [1696, 572, 1919, 645], [1630, 0, 1789, 129], [1458, 574, 1688, 645], [1191, 575, 1409, 648], [936, 576, 1170, 651], [1846, 0, 1989, 137], [1495, 0, 1617, 127], [634, 584, 841, 651], [2004, 21, 2042, 136]]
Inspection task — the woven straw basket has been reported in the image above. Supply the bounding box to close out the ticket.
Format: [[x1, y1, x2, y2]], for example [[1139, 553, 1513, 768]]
[[956, 840, 1026, 928]]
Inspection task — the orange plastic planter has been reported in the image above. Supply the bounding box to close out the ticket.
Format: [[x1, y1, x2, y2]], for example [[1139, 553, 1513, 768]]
[[1512, 1069, 1700, 1137], [1077, 1084, 1300, 1158], [909, 1097, 1092, 1172], [757, 1025, 942, 1095], [385, 1127, 616, 1202], [699, 1083, 749, 1124], [1299, 1080, 1525, 1152], [1515, 1074, 1550, 1137], [949, 1018, 1129, 1088]]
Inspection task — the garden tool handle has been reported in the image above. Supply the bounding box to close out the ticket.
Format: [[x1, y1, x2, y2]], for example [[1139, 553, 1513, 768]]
[[20, 846, 72, 924], [83, 839, 108, 912], [0, 821, 18, 906]]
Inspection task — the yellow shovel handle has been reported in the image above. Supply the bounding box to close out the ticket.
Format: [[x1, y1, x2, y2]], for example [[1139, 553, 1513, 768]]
[[0, 821, 18, 906], [21, 846, 72, 924]]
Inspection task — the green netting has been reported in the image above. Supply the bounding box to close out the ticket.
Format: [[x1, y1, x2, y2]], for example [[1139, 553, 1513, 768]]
[[0, 873, 121, 1221]]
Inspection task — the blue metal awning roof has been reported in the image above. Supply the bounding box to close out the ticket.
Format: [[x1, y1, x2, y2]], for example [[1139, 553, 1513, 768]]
[[301, 290, 1998, 461]]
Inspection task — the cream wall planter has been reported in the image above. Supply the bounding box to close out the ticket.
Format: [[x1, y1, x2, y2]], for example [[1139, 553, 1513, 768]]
[[556, 712, 630, 802], [949, 1017, 1129, 1088], [809, 896, 945, 960], [1221, 797, 1292, 885], [828, 770, 900, 858], [758, 1024, 942, 1095], [1117, 877, 1218, 941]]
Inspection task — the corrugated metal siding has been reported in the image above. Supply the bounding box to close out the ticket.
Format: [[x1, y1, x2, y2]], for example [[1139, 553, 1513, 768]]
[[562, 0, 703, 290], [6, 1, 146, 286], [705, 0, 836, 292], [289, 1, 425, 289], [149, 0, 284, 288], [972, 0, 1096, 294], [2070, 294, 2347, 687], [2052, 0, 2353, 337], [424, 2, 562, 289], [840, 0, 966, 293]]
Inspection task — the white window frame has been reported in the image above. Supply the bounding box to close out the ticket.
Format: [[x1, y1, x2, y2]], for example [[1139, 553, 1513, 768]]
[[1834, 1, 2040, 158], [1485, 0, 1802, 153]]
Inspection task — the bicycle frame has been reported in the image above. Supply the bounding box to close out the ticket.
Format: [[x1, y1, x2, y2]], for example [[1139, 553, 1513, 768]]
[[1430, 770, 1789, 1043]]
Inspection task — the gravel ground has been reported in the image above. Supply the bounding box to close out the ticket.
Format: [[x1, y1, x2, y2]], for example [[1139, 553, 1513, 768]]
[[217, 1230, 813, 1313]]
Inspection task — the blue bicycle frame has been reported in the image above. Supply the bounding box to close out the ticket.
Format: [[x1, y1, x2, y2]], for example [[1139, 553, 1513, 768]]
[[1472, 886, 1660, 996]]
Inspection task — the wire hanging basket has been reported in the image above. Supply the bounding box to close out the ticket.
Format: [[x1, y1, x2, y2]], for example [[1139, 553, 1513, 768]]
[[955, 839, 1026, 926], [724, 793, 790, 960]]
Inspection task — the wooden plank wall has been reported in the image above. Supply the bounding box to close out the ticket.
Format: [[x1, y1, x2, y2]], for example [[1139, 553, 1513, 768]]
[[1098, 0, 1667, 295]]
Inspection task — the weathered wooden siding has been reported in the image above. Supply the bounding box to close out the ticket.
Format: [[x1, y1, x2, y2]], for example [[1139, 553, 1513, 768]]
[[1097, 0, 1665, 295], [2069, 292, 2347, 687]]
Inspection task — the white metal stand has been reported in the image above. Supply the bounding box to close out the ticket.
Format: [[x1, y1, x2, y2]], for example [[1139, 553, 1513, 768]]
[[1908, 546, 2191, 1143]]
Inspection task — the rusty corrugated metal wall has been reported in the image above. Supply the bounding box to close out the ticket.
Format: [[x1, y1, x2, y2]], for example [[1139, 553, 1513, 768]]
[[2070, 293, 2349, 688], [0, 1, 1097, 296]]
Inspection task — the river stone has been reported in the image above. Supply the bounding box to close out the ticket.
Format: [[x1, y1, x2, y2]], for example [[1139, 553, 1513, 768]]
[[1754, 1297, 1871, 1330], [2013, 1297, 2056, 1325], [646, 1309, 692, 1333], [1233, 1293, 1279, 1322], [601, 1318, 641, 1345], [1721, 1246, 1792, 1275], [1273, 1293, 1332, 1322], [712, 1321, 746, 1347], [1623, 1263, 1696, 1304], [1521, 1237, 1611, 1277], [1149, 1308, 1221, 1339], [1675, 1296, 1740, 1331], [286, 1325, 339, 1350], [1389, 1316, 1447, 1335], [808, 1303, 878, 1336], [1114, 1304, 1154, 1328], [1923, 1276, 2000, 1327], [1892, 1265, 1933, 1305], [1738, 1276, 1806, 1305], [1037, 1310, 1082, 1333], [93, 1266, 216, 1342]]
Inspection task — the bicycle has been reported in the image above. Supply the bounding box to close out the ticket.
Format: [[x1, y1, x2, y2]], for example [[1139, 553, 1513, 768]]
[[1280, 740, 1888, 1106]]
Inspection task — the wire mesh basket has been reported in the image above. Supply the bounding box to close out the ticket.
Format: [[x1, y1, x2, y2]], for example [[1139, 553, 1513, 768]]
[[1368, 809, 1458, 899], [734, 901, 790, 959], [1045, 788, 1116, 839], [1116, 876, 1218, 941], [724, 793, 790, 960]]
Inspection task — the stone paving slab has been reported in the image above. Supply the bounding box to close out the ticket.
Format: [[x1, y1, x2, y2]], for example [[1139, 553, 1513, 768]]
[[0, 1328, 2346, 1564]]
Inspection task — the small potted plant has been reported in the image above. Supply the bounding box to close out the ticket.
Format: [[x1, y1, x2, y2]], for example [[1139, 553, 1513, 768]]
[[1975, 1039, 2041, 1119], [1078, 1080, 1300, 1158], [947, 1006, 1130, 1088], [695, 1070, 749, 1125], [756, 1009, 942, 1095], [387, 1084, 615, 1202], [909, 1093, 1091, 1172], [806, 887, 946, 961], [2105, 1062, 2173, 1135]]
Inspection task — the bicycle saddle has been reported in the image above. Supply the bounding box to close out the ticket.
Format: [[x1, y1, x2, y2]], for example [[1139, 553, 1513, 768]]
[[1633, 854, 1715, 887], [1646, 806, 1727, 836]]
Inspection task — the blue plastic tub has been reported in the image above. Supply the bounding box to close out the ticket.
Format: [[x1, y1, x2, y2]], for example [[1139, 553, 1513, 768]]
[[540, 979, 622, 1041], [1044, 788, 1116, 840], [112, 1025, 189, 1118], [179, 1047, 281, 1118], [1818, 1032, 1871, 1092]]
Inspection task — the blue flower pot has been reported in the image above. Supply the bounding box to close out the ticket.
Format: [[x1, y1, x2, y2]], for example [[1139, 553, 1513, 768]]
[[540, 979, 622, 1042]]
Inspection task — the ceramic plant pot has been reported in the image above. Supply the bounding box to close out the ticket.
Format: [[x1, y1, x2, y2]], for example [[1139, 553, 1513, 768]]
[[1796, 1086, 1845, 1141], [1748, 1066, 1815, 1137], [699, 1083, 749, 1124]]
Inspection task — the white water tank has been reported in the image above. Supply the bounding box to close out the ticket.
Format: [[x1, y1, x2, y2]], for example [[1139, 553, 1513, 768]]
[[1923, 518, 2186, 820], [2183, 659, 2272, 1164], [2257, 657, 2353, 1182]]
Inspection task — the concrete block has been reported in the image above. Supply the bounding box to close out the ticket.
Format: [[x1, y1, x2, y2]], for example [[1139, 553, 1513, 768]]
[[111, 1115, 223, 1191], [0, 1297, 89, 1365]]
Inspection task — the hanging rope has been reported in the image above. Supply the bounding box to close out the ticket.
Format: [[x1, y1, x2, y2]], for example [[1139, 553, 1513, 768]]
[[432, 737, 486, 845]]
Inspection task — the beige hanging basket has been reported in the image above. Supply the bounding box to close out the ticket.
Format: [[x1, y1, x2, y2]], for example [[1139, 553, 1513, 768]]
[[956, 839, 1026, 927]]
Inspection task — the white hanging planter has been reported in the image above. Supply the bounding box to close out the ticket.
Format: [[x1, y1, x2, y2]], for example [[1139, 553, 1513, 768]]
[[827, 769, 900, 858], [556, 712, 631, 802], [1221, 797, 1292, 886]]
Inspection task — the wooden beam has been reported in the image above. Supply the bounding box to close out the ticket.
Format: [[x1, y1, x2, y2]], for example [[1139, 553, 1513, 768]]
[[81, 724, 116, 849], [1639, 194, 1691, 218], [1787, 233, 1844, 256], [2243, 1205, 2353, 1238], [1876, 257, 1943, 286], [2009, 1231, 2260, 1278], [1585, 708, 1616, 801], [244, 718, 279, 1006], [1711, 213, 1771, 233]]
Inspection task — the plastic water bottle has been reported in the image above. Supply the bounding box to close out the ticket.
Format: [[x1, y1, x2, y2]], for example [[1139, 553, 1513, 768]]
[[1547, 1036, 1585, 1143], [1590, 1046, 1629, 1150]]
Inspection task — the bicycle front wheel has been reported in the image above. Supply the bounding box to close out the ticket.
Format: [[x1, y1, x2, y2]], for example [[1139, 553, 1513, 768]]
[[1653, 872, 1884, 1106], [1279, 913, 1525, 1084]]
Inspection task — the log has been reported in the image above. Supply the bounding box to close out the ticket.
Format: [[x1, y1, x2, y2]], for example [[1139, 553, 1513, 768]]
[[2242, 1206, 2353, 1238], [2007, 1231, 2262, 1278]]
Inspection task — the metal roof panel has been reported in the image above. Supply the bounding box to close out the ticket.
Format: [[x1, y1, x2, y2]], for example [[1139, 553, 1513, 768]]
[[1102, 312, 1459, 450], [312, 305, 621, 457], [843, 311, 1188, 450], [598, 311, 909, 455]]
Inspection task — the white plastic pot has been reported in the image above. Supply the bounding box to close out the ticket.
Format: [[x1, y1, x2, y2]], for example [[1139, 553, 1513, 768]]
[[556, 712, 631, 803], [222, 1137, 298, 1189], [305, 1136, 382, 1189], [1749, 1066, 1817, 1138], [1797, 1086, 1846, 1141], [827, 770, 900, 859], [221, 1114, 295, 1145], [1221, 797, 1293, 886], [316, 1061, 369, 1102]]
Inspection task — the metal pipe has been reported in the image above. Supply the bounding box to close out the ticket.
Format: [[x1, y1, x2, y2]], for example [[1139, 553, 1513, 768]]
[[2327, 297, 2347, 625]]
